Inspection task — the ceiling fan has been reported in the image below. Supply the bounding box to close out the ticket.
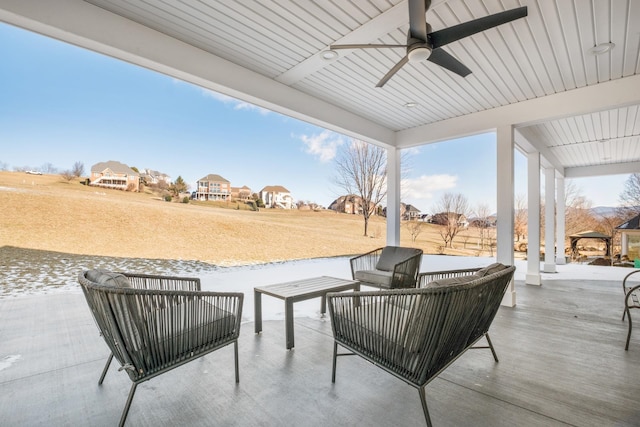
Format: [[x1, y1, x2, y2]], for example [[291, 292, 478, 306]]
[[329, 0, 528, 87]]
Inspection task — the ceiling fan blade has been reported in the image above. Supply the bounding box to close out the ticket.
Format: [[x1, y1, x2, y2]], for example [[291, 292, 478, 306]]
[[376, 56, 409, 87], [429, 6, 528, 49], [408, 0, 429, 40], [330, 44, 408, 50], [427, 49, 471, 77]]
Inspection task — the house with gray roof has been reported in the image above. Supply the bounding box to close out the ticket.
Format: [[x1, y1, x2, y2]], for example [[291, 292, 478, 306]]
[[616, 213, 640, 263], [196, 174, 231, 201], [90, 160, 140, 192], [231, 185, 251, 201], [141, 168, 171, 186]]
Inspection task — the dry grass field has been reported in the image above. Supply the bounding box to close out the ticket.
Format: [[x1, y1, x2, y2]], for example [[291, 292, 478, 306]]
[[0, 171, 494, 266]]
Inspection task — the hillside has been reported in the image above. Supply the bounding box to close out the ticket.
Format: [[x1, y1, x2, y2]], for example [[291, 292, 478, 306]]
[[0, 171, 495, 266]]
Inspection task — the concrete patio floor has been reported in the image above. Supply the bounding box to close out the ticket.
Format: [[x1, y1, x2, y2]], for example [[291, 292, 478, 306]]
[[1, 257, 640, 426]]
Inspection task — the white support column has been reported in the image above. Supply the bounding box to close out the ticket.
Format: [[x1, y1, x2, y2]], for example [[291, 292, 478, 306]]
[[544, 167, 556, 273], [526, 152, 541, 285], [496, 126, 516, 306], [386, 146, 401, 246], [622, 233, 628, 256], [555, 175, 566, 265]]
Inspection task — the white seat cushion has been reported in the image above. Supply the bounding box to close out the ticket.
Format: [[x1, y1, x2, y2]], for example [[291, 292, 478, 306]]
[[354, 269, 393, 286]]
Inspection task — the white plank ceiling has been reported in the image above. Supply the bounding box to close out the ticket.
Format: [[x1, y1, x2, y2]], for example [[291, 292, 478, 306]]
[[1, 0, 639, 177]]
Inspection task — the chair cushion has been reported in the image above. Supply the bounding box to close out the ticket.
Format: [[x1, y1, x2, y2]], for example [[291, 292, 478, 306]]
[[142, 299, 237, 362], [334, 299, 412, 356], [426, 275, 477, 288], [474, 263, 506, 277], [85, 269, 131, 288], [376, 246, 418, 272], [354, 269, 393, 286]]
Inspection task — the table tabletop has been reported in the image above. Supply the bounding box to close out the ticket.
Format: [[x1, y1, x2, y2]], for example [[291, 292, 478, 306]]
[[254, 276, 359, 300]]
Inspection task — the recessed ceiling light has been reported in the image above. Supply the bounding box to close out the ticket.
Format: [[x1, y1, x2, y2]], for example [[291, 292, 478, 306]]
[[321, 50, 338, 61], [588, 42, 615, 55], [404, 102, 419, 108]]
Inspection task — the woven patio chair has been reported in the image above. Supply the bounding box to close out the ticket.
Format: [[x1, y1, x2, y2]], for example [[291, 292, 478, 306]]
[[78, 270, 244, 426], [622, 269, 640, 350], [328, 264, 515, 426], [417, 263, 510, 362], [350, 246, 423, 289]]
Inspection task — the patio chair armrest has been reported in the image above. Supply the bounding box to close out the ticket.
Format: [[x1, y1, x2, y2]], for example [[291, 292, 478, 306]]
[[349, 248, 383, 278], [418, 268, 481, 287], [625, 283, 640, 307], [123, 273, 201, 291], [390, 252, 423, 288], [623, 270, 640, 290]]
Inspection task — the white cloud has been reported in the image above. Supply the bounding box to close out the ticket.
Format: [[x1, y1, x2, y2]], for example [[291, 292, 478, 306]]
[[299, 130, 346, 162], [196, 86, 271, 115], [232, 101, 271, 115], [403, 146, 421, 155], [403, 174, 458, 200]]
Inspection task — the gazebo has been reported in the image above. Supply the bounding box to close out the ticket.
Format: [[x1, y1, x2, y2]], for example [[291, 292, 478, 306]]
[[569, 230, 612, 259]]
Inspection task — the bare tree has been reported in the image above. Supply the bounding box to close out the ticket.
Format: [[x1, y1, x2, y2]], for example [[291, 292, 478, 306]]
[[60, 170, 75, 182], [563, 181, 596, 237], [72, 161, 85, 177], [40, 162, 58, 174], [514, 193, 527, 242], [404, 220, 423, 242], [335, 140, 387, 236], [619, 173, 640, 215], [475, 203, 493, 250], [433, 193, 470, 248]]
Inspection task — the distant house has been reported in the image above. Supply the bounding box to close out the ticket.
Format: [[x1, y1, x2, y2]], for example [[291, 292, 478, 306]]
[[141, 168, 171, 186], [381, 202, 421, 219], [403, 203, 422, 220], [329, 195, 373, 215], [431, 212, 469, 228], [230, 185, 252, 201], [196, 174, 231, 201], [616, 213, 640, 262], [89, 160, 140, 192], [260, 185, 293, 209], [469, 216, 497, 228], [418, 214, 433, 222]]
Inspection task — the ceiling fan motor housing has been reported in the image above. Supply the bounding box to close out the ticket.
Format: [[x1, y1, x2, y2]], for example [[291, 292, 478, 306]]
[[407, 44, 432, 62]]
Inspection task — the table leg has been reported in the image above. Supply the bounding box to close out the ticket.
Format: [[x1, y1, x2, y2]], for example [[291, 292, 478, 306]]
[[285, 298, 294, 349], [320, 295, 326, 316], [254, 289, 262, 334], [354, 283, 361, 307]]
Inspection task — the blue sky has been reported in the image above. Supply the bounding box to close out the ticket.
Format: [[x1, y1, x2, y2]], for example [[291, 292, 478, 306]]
[[0, 22, 629, 212]]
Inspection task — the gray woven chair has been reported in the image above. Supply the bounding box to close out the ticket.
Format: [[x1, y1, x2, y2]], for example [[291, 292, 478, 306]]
[[78, 270, 244, 426], [350, 246, 423, 289], [622, 269, 640, 350], [328, 264, 515, 426]]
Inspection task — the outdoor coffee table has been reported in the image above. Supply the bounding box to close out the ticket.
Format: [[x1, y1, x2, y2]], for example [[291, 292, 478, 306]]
[[254, 276, 360, 349]]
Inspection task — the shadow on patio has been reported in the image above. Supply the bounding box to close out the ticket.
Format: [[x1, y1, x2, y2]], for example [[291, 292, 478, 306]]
[[1, 257, 639, 426]]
